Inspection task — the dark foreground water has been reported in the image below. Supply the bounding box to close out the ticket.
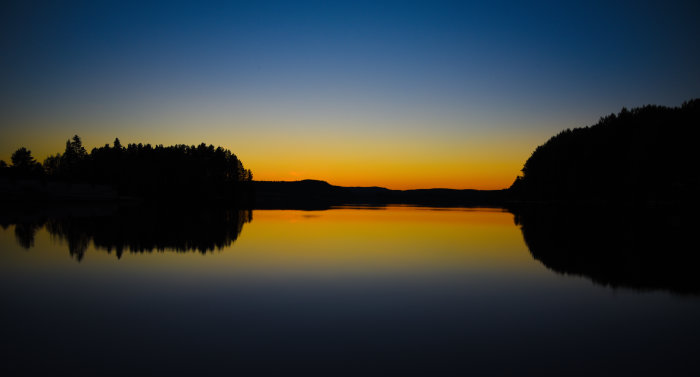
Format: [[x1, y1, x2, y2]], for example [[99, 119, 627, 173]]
[[1, 205, 699, 376]]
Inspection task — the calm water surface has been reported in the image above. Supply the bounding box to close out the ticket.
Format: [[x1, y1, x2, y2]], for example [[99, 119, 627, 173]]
[[1, 206, 699, 376]]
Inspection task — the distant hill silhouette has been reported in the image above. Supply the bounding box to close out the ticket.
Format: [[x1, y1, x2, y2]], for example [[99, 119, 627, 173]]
[[510, 99, 700, 203], [249, 179, 506, 208]]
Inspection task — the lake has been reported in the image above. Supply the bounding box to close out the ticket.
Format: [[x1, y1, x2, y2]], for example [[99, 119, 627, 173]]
[[1, 205, 699, 376]]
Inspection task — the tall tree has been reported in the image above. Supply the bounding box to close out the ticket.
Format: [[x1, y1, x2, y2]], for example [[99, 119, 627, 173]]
[[64, 135, 87, 159], [60, 135, 88, 180]]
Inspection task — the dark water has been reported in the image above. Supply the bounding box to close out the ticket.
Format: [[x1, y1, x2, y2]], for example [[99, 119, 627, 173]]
[[1, 205, 699, 376]]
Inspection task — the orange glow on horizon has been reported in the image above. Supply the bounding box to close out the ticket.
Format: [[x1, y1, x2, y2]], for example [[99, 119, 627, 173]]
[[251, 171, 514, 190], [1, 121, 539, 190]]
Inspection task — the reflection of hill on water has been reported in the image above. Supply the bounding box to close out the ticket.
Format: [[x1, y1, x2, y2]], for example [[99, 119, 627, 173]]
[[2, 205, 252, 261], [513, 205, 700, 295]]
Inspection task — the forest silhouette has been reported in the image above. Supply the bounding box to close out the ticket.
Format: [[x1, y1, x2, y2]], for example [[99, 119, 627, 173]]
[[1, 136, 252, 201], [510, 99, 699, 202]]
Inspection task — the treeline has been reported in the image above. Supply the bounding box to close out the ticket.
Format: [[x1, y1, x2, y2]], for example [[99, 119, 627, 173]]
[[0, 136, 252, 199], [510, 99, 700, 202]]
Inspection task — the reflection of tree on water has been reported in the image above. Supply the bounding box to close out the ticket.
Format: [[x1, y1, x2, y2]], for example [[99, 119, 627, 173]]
[[14, 222, 43, 249], [513, 205, 700, 295], [4, 206, 252, 261]]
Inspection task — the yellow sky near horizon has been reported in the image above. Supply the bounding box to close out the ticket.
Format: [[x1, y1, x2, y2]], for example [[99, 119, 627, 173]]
[[0, 122, 544, 190]]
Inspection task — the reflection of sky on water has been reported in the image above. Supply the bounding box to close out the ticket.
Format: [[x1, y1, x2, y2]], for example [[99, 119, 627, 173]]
[[1, 207, 699, 376]]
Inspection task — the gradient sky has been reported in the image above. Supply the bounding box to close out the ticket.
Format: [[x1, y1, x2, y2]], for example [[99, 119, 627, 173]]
[[2, 0, 699, 189]]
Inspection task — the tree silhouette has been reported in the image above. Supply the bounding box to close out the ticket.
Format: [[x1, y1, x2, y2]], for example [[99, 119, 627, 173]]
[[57, 135, 88, 181], [11, 147, 36, 168], [65, 135, 87, 158], [10, 147, 42, 177]]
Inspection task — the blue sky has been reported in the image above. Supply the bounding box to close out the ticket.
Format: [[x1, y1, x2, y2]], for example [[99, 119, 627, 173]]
[[2, 0, 699, 188]]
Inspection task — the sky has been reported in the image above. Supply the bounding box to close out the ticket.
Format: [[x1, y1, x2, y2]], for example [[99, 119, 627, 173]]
[[1, 0, 699, 189]]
